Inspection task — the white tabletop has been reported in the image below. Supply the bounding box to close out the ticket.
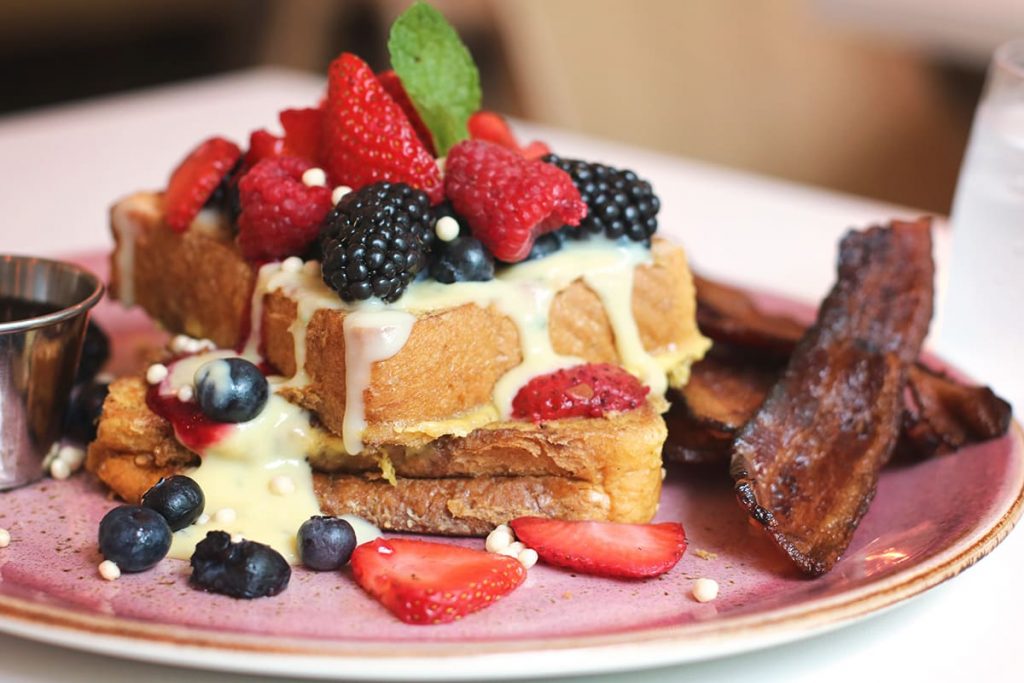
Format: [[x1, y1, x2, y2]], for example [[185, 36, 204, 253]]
[[0, 68, 1019, 683]]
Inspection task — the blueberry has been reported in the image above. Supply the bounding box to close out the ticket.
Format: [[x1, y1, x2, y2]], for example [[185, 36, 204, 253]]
[[524, 232, 564, 261], [429, 236, 495, 283], [190, 531, 290, 599], [64, 380, 109, 443], [194, 358, 268, 423], [142, 475, 205, 531], [297, 516, 356, 571], [98, 505, 172, 572], [75, 320, 110, 384]]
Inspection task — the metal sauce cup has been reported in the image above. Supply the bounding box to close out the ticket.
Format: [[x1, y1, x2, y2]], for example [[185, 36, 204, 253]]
[[0, 255, 104, 490]]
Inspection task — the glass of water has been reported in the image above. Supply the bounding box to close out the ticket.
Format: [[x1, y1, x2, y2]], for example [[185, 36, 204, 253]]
[[939, 38, 1024, 411]]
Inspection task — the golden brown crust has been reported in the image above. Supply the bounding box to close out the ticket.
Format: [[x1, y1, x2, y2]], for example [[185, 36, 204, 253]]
[[86, 375, 665, 533], [110, 193, 254, 348], [85, 377, 199, 502], [314, 476, 616, 536], [110, 192, 707, 441]]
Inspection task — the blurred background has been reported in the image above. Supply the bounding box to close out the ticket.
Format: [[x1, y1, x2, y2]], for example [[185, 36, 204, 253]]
[[1, 0, 1021, 214]]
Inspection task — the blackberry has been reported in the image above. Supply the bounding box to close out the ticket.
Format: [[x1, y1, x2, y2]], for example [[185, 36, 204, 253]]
[[320, 182, 433, 303], [543, 154, 659, 242]]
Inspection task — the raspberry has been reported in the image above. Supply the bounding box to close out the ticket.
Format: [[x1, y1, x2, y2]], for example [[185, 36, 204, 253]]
[[322, 54, 443, 204], [164, 137, 241, 232], [467, 111, 550, 160], [378, 70, 435, 156], [511, 363, 649, 422], [236, 157, 333, 261], [444, 140, 586, 263], [320, 182, 433, 302], [543, 155, 660, 243]]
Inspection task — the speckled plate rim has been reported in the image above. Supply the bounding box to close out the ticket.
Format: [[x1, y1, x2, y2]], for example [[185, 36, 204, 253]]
[[1, 422, 1021, 681]]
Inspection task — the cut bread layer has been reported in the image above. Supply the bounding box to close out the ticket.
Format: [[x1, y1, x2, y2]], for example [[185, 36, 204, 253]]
[[87, 376, 667, 535], [109, 192, 710, 446]]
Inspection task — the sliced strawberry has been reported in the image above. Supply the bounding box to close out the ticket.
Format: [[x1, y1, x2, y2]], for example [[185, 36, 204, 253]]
[[511, 362, 649, 422], [444, 139, 586, 262], [322, 53, 443, 203], [468, 111, 518, 149], [468, 111, 550, 160], [377, 70, 435, 156], [350, 538, 525, 625], [164, 137, 241, 232], [521, 140, 552, 160], [244, 129, 286, 168], [279, 106, 324, 163], [509, 517, 687, 579]]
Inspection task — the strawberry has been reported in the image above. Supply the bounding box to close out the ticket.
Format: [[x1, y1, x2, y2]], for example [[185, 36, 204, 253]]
[[244, 129, 286, 168], [511, 363, 649, 422], [243, 107, 324, 169], [509, 517, 687, 579], [444, 139, 586, 262], [468, 111, 550, 160], [279, 106, 324, 163], [236, 156, 333, 261], [351, 538, 525, 625], [378, 70, 435, 156], [164, 137, 241, 232], [322, 53, 443, 203]]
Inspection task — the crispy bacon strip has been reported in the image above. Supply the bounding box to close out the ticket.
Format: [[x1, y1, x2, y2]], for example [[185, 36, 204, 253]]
[[679, 272, 1012, 465], [730, 219, 934, 575], [899, 365, 1012, 458], [693, 274, 804, 359], [663, 345, 779, 465]]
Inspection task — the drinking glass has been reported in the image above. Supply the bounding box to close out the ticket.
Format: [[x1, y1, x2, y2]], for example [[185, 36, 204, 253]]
[[939, 38, 1024, 411]]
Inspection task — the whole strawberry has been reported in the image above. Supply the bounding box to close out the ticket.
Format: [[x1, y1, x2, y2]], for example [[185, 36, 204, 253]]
[[351, 538, 525, 625], [511, 362, 649, 422], [236, 156, 332, 261], [444, 140, 586, 262], [322, 53, 443, 204], [164, 137, 241, 232]]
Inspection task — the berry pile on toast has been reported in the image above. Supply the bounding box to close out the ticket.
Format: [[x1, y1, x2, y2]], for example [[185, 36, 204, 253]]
[[87, 1, 709, 619]]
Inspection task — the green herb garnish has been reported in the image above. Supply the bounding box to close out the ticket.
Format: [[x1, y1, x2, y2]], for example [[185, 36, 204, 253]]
[[388, 1, 481, 157]]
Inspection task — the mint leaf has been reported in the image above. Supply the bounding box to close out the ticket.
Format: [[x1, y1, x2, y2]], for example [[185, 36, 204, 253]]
[[388, 2, 481, 157]]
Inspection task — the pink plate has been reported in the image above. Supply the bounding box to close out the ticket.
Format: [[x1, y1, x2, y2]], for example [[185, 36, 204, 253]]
[[0, 254, 1021, 681]]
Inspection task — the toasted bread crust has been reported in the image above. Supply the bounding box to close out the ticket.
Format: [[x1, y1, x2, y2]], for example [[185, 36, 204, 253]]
[[85, 377, 199, 502], [87, 376, 665, 533], [110, 192, 708, 441], [111, 194, 254, 347]]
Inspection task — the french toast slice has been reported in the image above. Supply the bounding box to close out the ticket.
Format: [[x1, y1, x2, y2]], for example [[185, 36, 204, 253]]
[[87, 376, 667, 534], [110, 192, 709, 443]]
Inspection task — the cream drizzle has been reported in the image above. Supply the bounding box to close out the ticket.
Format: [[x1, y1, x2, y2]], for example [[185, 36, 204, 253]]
[[241, 237, 670, 451], [341, 308, 414, 454], [160, 353, 322, 563]]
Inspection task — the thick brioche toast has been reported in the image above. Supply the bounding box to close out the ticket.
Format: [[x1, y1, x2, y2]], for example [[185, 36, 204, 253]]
[[110, 192, 708, 443], [87, 376, 667, 534]]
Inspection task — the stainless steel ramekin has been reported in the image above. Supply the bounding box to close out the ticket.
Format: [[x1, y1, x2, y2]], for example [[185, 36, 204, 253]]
[[0, 255, 103, 490]]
